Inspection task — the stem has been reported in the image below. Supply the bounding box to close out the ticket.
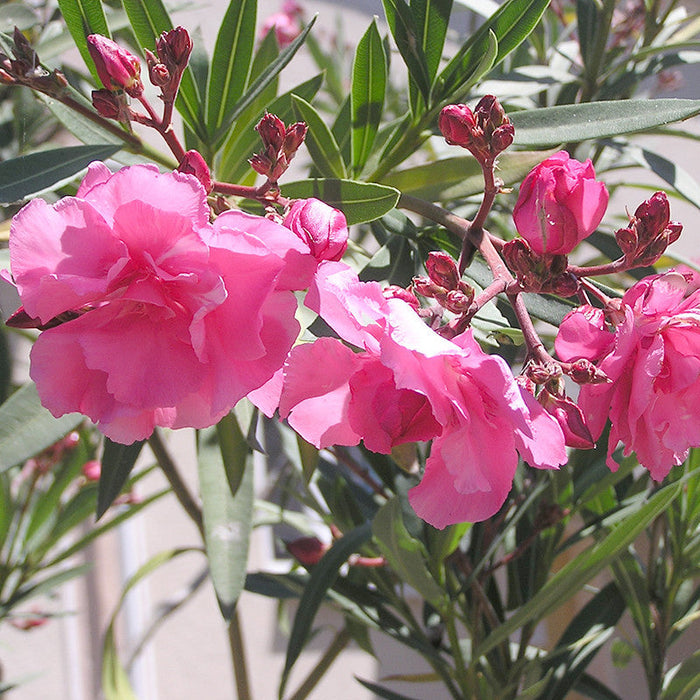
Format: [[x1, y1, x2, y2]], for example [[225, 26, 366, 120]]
[[228, 609, 253, 700], [286, 627, 351, 700], [147, 430, 204, 537], [443, 602, 471, 698]]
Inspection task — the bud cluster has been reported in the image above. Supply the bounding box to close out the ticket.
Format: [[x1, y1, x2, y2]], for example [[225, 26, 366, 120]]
[[615, 191, 682, 266], [502, 239, 579, 297], [144, 27, 193, 103], [438, 95, 515, 164], [250, 113, 307, 183], [412, 252, 475, 314]]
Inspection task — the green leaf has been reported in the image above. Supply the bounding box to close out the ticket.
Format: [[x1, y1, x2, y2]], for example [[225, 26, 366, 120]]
[[0, 145, 119, 205], [360, 234, 419, 287], [382, 150, 553, 201], [476, 478, 684, 658], [411, 0, 453, 82], [211, 16, 317, 145], [97, 438, 145, 519], [297, 435, 319, 484], [0, 383, 83, 472], [351, 20, 386, 175], [661, 650, 700, 700], [215, 411, 249, 497], [436, 0, 550, 101], [197, 425, 254, 620], [540, 582, 626, 700], [381, 0, 432, 104], [280, 522, 373, 697], [281, 179, 400, 225], [511, 99, 700, 147], [216, 73, 323, 183], [121, 0, 203, 139], [292, 95, 347, 178], [57, 0, 110, 83], [576, 0, 601, 74], [205, 0, 256, 135], [372, 497, 447, 608], [356, 678, 420, 700]]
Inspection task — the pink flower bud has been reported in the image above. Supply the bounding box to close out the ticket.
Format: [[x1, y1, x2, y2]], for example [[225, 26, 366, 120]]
[[513, 151, 609, 256], [82, 460, 101, 481], [87, 35, 143, 97], [438, 104, 477, 148], [178, 150, 212, 193], [426, 252, 460, 290], [284, 198, 348, 261]]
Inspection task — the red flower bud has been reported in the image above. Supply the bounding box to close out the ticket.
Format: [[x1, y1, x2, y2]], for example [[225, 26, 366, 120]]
[[438, 104, 476, 148], [426, 252, 460, 290], [91, 88, 128, 120], [82, 460, 102, 481], [285, 536, 328, 566], [87, 35, 143, 97]]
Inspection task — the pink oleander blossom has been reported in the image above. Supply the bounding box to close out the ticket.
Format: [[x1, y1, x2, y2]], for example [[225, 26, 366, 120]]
[[260, 1, 304, 47], [271, 262, 567, 528], [8, 163, 309, 444], [555, 271, 700, 479], [513, 151, 608, 256]]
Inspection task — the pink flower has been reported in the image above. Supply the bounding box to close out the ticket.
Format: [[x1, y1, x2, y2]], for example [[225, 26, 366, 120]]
[[513, 151, 608, 256], [87, 35, 143, 97], [284, 198, 348, 262], [555, 272, 700, 479], [8, 163, 310, 444], [272, 263, 567, 528], [260, 1, 304, 47]]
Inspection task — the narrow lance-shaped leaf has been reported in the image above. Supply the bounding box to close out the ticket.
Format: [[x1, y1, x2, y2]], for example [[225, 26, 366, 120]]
[[97, 438, 145, 519], [510, 99, 700, 147], [57, 0, 110, 83], [0, 145, 119, 205], [0, 383, 83, 472], [435, 0, 550, 101], [351, 20, 387, 175], [205, 0, 256, 136], [197, 424, 254, 620], [292, 95, 347, 179], [281, 178, 400, 225], [381, 0, 432, 104], [411, 0, 453, 82], [121, 0, 204, 140], [211, 16, 317, 146], [279, 522, 373, 697], [475, 477, 685, 659]]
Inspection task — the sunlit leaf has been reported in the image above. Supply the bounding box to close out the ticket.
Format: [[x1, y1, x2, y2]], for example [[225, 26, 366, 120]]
[[57, 0, 110, 83]]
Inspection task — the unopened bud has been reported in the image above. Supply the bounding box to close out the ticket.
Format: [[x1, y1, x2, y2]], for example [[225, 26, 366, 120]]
[[438, 104, 476, 147], [156, 26, 192, 69], [568, 358, 610, 385], [286, 536, 328, 566], [256, 113, 286, 151], [426, 252, 460, 290], [87, 35, 143, 97], [491, 123, 514, 154], [282, 121, 307, 159], [284, 198, 348, 261], [91, 88, 127, 120], [82, 460, 102, 481], [444, 289, 472, 314], [178, 150, 213, 193]]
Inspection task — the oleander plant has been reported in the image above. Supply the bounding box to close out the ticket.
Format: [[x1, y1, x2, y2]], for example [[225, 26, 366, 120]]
[[2, 0, 700, 698]]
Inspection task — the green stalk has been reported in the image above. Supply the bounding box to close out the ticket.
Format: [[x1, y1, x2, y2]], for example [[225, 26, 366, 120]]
[[228, 609, 252, 700]]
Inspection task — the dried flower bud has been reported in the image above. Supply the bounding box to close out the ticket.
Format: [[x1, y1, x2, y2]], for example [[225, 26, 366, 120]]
[[91, 88, 128, 120], [568, 358, 610, 385], [178, 150, 213, 193], [87, 35, 143, 97], [251, 114, 307, 182], [550, 272, 579, 297]]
